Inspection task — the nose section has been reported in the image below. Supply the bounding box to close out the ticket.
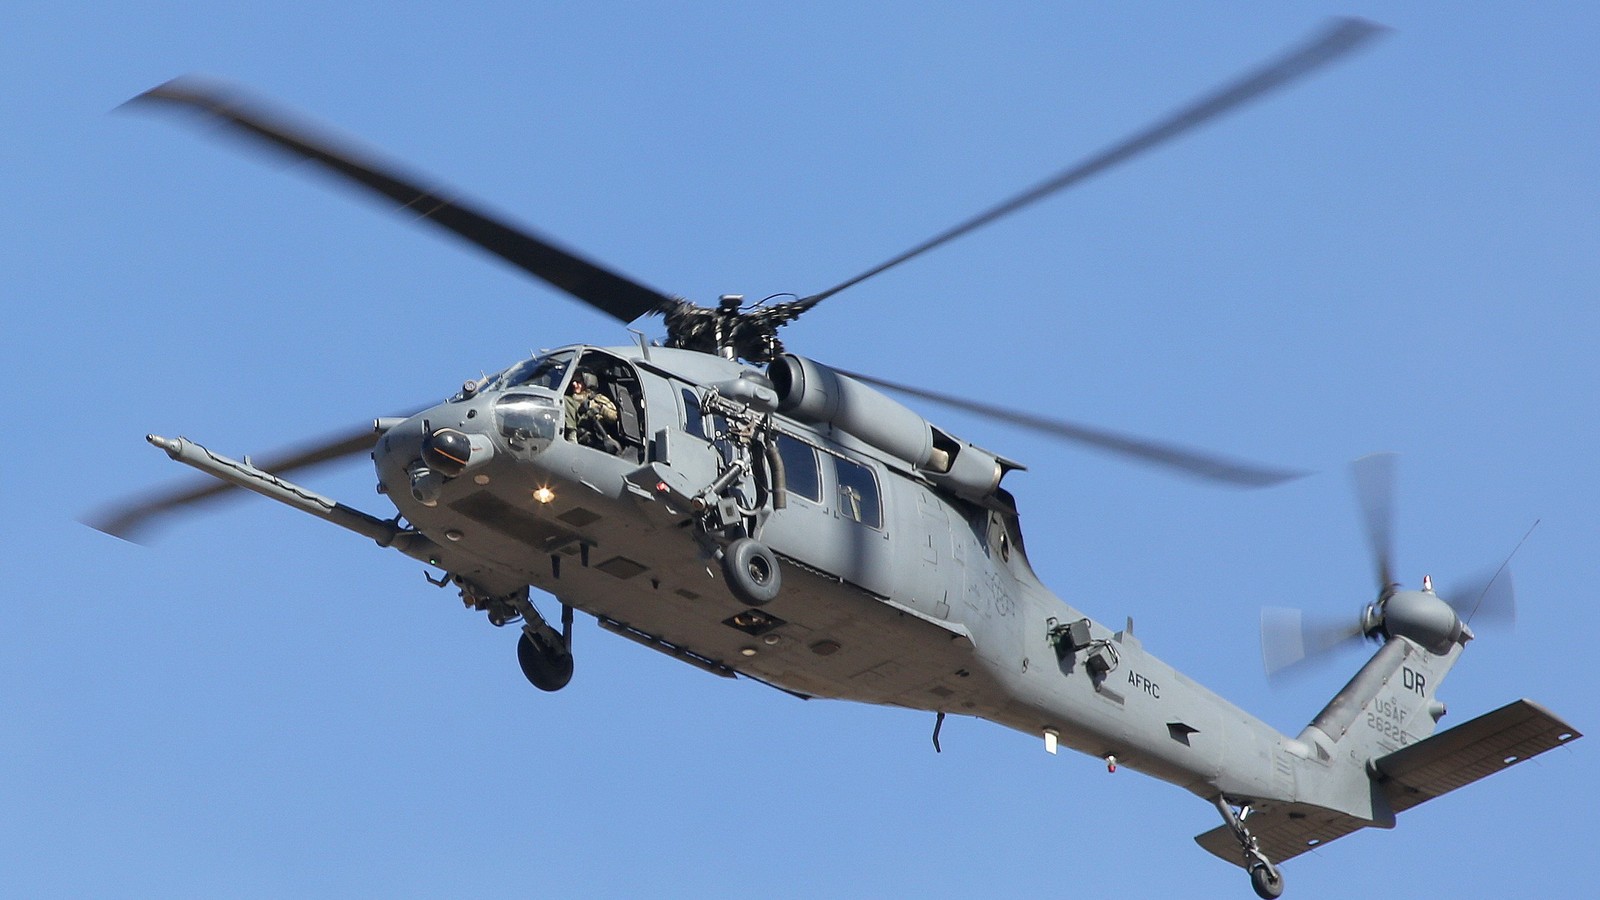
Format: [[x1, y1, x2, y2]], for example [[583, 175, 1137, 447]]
[[372, 410, 434, 505], [374, 387, 563, 508], [373, 397, 500, 508]]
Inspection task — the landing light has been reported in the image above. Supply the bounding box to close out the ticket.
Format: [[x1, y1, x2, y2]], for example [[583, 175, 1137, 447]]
[[533, 486, 556, 504]]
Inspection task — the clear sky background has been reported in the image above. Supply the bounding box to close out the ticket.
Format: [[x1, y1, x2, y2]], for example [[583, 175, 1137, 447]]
[[5, 4, 1596, 898]]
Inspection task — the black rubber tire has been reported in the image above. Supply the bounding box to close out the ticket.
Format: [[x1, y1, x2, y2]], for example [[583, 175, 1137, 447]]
[[517, 631, 574, 692], [721, 537, 781, 606], [1250, 864, 1284, 900]]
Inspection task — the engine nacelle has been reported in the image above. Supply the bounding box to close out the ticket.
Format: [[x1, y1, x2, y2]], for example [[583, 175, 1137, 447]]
[[768, 354, 1011, 503], [925, 435, 1005, 502], [768, 354, 936, 468]]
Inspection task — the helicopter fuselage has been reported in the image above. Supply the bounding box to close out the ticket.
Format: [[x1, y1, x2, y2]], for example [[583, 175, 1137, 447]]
[[116, 28, 1584, 891], [372, 344, 1303, 808], [141, 336, 1577, 892]]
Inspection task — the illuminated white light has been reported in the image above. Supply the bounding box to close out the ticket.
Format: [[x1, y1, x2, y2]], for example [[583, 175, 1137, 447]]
[[1043, 728, 1059, 755], [533, 486, 556, 504], [739, 646, 758, 657]]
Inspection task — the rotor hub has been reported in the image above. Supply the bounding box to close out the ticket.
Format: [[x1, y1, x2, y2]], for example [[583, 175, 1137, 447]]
[[1377, 588, 1464, 654]]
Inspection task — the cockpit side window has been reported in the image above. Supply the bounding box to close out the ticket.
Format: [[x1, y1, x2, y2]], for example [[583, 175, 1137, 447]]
[[495, 351, 574, 391], [574, 350, 648, 461]]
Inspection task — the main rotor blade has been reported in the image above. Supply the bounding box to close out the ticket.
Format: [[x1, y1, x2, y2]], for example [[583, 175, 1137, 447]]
[[86, 422, 384, 543], [128, 78, 674, 323], [838, 368, 1305, 487], [799, 17, 1385, 309], [1350, 452, 1397, 592]]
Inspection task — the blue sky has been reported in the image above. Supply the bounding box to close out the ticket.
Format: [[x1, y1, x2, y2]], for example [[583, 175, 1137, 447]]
[[6, 4, 1596, 898]]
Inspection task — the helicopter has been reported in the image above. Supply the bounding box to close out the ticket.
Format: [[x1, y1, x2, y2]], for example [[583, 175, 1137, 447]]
[[89, 18, 1581, 899]]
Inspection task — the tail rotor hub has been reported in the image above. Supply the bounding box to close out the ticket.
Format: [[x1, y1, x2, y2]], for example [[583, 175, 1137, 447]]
[[1376, 585, 1466, 654]]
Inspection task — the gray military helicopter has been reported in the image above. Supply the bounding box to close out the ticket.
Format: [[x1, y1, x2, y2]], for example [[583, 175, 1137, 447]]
[[93, 19, 1579, 898]]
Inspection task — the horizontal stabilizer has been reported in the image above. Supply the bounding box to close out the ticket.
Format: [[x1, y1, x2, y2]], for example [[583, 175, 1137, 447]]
[[1374, 698, 1580, 814], [1197, 699, 1580, 868], [1195, 803, 1370, 868]]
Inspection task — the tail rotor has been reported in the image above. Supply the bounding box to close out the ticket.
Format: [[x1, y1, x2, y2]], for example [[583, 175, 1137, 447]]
[[1260, 454, 1520, 681]]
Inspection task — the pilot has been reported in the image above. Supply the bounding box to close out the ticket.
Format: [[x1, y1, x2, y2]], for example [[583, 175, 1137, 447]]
[[564, 370, 621, 454]]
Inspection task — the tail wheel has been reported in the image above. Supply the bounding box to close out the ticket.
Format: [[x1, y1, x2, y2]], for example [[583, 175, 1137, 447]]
[[722, 537, 781, 606], [1250, 864, 1284, 899]]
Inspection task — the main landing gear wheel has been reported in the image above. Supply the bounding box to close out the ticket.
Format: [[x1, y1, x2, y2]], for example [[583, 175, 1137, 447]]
[[1249, 863, 1284, 899], [517, 629, 574, 692], [721, 537, 781, 606]]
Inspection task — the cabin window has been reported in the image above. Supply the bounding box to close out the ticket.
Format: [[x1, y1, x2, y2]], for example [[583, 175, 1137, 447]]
[[682, 388, 708, 439], [680, 387, 729, 442], [775, 433, 822, 503], [833, 456, 883, 530]]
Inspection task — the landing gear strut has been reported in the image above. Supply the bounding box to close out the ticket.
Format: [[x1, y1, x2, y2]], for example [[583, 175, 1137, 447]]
[[457, 581, 577, 691], [518, 603, 574, 691], [1213, 797, 1284, 899]]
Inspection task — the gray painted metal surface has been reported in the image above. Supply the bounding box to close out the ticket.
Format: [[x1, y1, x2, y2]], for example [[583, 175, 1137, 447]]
[[147, 342, 1582, 896]]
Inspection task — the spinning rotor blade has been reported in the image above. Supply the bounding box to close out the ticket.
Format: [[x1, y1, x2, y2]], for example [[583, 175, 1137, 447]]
[[1260, 607, 1369, 679], [1450, 520, 1537, 630], [128, 78, 674, 323], [1351, 451, 1397, 592], [798, 17, 1385, 309], [838, 368, 1305, 487], [1261, 458, 1527, 683], [1444, 566, 1518, 631], [86, 422, 385, 543]]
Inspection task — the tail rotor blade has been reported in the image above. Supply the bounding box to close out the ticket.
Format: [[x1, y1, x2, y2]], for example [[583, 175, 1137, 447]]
[[1260, 606, 1367, 679], [1445, 567, 1517, 631], [1351, 452, 1397, 592]]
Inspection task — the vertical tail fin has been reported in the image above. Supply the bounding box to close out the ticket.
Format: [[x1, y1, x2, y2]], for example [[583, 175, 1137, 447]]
[[1298, 636, 1460, 765]]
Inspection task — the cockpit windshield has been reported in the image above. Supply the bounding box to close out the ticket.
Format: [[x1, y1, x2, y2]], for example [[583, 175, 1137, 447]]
[[490, 351, 574, 393]]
